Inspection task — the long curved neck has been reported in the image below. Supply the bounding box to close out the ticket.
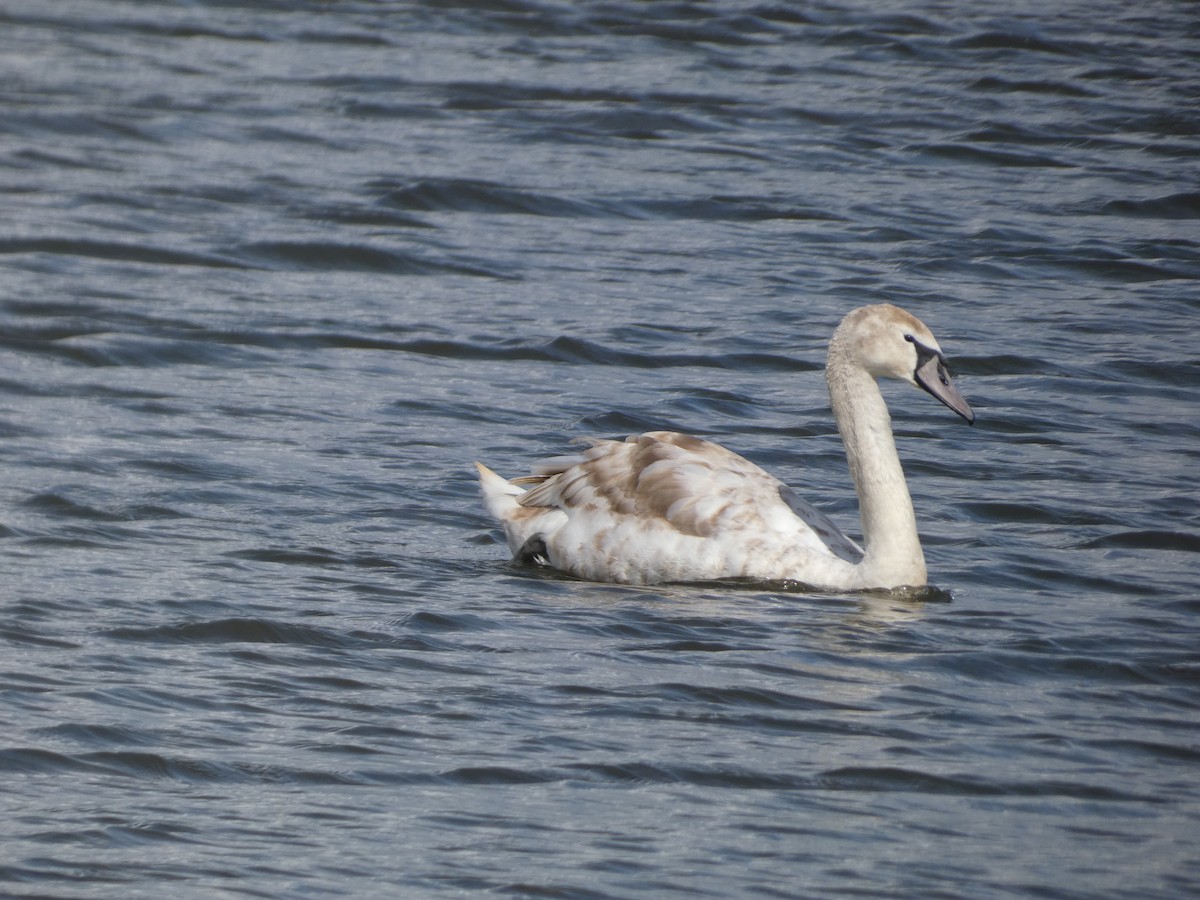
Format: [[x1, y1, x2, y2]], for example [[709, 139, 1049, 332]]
[[826, 345, 926, 588]]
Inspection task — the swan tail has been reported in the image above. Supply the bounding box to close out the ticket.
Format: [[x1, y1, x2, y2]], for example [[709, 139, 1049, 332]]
[[475, 462, 524, 519], [476, 462, 567, 561]]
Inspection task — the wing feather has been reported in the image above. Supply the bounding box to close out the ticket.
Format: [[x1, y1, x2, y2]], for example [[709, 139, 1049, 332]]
[[515, 431, 858, 560]]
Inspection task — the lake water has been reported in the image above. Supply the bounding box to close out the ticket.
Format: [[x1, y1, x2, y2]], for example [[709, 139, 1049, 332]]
[[2, 1, 1198, 897]]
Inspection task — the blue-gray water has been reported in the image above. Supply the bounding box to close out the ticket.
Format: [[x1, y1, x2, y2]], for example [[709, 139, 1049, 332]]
[[2, 1, 1198, 896]]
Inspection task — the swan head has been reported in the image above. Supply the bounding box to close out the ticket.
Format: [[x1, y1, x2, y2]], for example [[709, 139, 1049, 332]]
[[833, 304, 975, 424]]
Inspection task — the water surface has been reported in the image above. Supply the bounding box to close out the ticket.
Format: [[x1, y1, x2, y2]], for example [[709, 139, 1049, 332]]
[[1, 1, 1198, 897]]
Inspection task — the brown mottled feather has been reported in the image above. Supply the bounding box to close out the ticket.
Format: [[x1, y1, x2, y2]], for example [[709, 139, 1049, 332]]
[[518, 432, 783, 539]]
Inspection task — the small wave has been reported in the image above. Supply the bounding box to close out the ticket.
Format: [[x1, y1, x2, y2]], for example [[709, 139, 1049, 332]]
[[372, 177, 609, 218], [636, 640, 739, 652], [89, 751, 363, 786], [634, 196, 842, 221], [818, 766, 1151, 802], [563, 761, 806, 789], [968, 75, 1096, 97], [1099, 191, 1200, 220], [0, 626, 80, 650], [1, 745, 381, 786], [962, 500, 1086, 526], [571, 14, 769, 48], [104, 617, 360, 648], [994, 243, 1197, 282], [34, 722, 155, 748], [1045, 255, 1194, 283], [232, 240, 512, 278], [910, 142, 1073, 168], [652, 682, 870, 712], [505, 105, 727, 142], [102, 617, 474, 657], [1081, 530, 1200, 553], [224, 546, 345, 566], [22, 493, 128, 523], [275, 331, 811, 371], [398, 610, 498, 634], [22, 492, 184, 523], [957, 352, 1071, 377], [952, 29, 1091, 57], [959, 124, 1091, 148], [0, 747, 111, 776], [398, 757, 1149, 797], [369, 176, 841, 223], [666, 387, 760, 420], [0, 237, 246, 269], [440, 766, 556, 786], [298, 204, 434, 229], [129, 457, 252, 483]]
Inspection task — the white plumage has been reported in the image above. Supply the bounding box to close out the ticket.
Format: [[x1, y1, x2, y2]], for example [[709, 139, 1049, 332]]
[[477, 303, 974, 590]]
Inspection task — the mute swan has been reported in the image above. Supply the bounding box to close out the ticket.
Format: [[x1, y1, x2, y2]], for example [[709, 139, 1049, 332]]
[[476, 303, 974, 590]]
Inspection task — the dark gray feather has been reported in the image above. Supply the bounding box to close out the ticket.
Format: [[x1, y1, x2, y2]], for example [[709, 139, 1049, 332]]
[[778, 485, 864, 564]]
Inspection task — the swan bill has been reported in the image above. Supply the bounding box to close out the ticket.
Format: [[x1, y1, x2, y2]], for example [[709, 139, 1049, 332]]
[[914, 353, 975, 424]]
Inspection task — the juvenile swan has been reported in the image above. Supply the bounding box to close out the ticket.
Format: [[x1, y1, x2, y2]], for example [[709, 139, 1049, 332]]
[[476, 304, 974, 590]]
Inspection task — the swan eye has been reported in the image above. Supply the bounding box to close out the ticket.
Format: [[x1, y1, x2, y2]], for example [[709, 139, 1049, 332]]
[[906, 334, 947, 377]]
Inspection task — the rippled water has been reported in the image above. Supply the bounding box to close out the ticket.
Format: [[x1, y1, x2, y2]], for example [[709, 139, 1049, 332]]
[[2, 1, 1199, 896]]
